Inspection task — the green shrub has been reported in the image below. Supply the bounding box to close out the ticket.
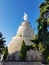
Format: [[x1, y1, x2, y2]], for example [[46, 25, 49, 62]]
[[19, 40, 27, 61], [3, 46, 8, 61]]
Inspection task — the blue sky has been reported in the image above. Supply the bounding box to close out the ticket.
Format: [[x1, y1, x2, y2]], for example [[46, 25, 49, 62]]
[[0, 0, 44, 45]]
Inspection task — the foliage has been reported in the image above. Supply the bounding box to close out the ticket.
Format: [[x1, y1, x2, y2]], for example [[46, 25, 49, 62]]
[[3, 46, 8, 61], [38, 0, 49, 25], [42, 45, 49, 63], [19, 40, 27, 61], [45, 0, 49, 2], [0, 32, 6, 53], [26, 45, 34, 51], [31, 0, 49, 63], [30, 34, 39, 49], [38, 0, 49, 63], [38, 42, 45, 53]]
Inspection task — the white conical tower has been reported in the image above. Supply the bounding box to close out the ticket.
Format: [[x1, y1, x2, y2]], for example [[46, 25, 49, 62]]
[[8, 13, 34, 54]]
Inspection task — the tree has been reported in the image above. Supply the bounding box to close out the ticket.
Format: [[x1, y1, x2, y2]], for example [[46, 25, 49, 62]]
[[37, 0, 49, 63], [19, 40, 27, 61], [31, 0, 49, 63], [0, 32, 6, 53], [3, 46, 8, 61]]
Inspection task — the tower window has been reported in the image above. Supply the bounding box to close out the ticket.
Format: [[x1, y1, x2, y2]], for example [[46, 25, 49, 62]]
[[20, 35, 22, 37]]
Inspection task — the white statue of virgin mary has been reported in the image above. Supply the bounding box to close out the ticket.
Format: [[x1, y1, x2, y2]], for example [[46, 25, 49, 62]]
[[23, 13, 28, 21]]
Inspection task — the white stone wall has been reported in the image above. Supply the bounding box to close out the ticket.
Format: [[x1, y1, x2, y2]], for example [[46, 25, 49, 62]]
[[3, 62, 44, 65], [26, 49, 42, 61], [7, 49, 42, 61]]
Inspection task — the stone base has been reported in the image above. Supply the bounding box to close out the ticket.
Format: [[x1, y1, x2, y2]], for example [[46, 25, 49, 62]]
[[2, 62, 44, 65]]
